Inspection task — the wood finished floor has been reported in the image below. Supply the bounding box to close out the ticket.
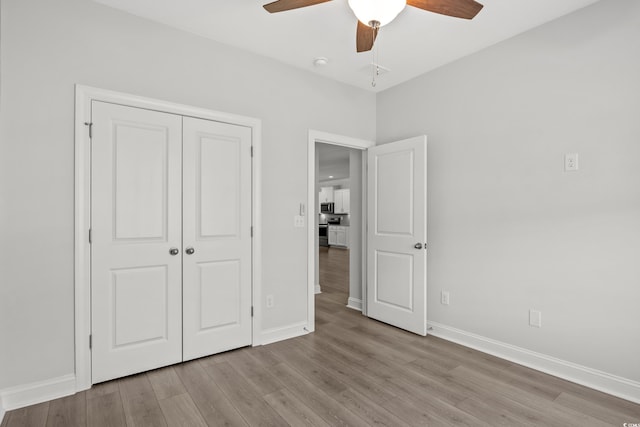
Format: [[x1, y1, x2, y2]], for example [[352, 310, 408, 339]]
[[319, 246, 349, 296], [3, 247, 639, 426]]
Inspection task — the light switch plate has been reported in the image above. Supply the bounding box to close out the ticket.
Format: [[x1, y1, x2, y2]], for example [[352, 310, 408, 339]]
[[294, 215, 305, 228]]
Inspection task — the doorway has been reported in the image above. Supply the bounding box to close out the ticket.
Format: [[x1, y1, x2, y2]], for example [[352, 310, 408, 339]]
[[317, 143, 356, 308], [307, 131, 428, 337], [306, 130, 374, 332]]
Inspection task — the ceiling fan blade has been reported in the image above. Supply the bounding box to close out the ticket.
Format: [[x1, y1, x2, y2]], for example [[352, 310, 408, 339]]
[[407, 0, 483, 19], [356, 21, 378, 53], [263, 0, 332, 13]]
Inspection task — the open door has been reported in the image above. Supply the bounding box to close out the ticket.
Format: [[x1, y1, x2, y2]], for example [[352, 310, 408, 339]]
[[367, 136, 427, 335]]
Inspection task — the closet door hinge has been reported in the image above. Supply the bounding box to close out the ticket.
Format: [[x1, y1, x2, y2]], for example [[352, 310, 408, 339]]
[[251, 306, 254, 317], [250, 226, 253, 237], [250, 146, 254, 157], [84, 122, 93, 139], [88, 228, 92, 244], [89, 334, 92, 349]]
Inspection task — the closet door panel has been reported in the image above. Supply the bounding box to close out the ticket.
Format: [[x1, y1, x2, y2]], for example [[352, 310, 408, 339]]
[[198, 260, 241, 329], [182, 117, 252, 361], [199, 137, 241, 237], [91, 101, 183, 383]]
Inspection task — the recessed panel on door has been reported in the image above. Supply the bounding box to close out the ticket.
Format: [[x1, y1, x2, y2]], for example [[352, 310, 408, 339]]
[[375, 251, 413, 312], [182, 117, 252, 361], [199, 135, 241, 238], [198, 260, 241, 330], [112, 266, 168, 347], [113, 124, 168, 241], [375, 150, 414, 236], [91, 101, 182, 383]]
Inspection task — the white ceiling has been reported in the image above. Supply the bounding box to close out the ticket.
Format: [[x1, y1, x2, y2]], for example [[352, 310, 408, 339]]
[[318, 143, 350, 181], [92, 0, 600, 92]]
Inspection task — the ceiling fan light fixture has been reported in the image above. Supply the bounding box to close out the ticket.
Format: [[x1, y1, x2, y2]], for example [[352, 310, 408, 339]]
[[347, 0, 406, 27]]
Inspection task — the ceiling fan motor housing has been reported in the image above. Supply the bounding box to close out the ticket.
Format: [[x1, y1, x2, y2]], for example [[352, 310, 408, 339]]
[[347, 0, 406, 27]]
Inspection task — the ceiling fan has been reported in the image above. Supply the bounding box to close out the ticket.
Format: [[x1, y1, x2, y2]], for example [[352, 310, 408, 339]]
[[262, 0, 484, 53]]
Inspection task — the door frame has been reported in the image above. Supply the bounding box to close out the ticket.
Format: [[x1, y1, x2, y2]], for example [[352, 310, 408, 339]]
[[74, 85, 262, 391], [306, 130, 374, 331]]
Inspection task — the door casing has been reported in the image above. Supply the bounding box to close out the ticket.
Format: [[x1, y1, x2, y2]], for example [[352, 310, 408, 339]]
[[74, 85, 262, 391]]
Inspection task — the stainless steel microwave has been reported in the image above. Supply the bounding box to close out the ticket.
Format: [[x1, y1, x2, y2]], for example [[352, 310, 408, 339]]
[[320, 202, 334, 214]]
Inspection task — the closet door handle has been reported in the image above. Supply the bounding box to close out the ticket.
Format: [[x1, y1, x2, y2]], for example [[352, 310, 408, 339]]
[[169, 248, 179, 256], [185, 247, 195, 255]]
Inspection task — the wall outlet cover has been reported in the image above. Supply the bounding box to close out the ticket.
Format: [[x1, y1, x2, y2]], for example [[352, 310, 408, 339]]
[[529, 309, 542, 328], [564, 153, 579, 172], [441, 291, 450, 305]]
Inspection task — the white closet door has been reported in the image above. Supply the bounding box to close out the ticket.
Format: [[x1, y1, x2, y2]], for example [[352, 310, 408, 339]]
[[91, 101, 183, 383], [182, 117, 253, 361]]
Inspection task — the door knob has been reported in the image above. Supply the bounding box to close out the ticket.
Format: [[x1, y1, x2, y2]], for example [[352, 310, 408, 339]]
[[414, 243, 423, 249], [185, 247, 195, 255], [169, 248, 179, 256]]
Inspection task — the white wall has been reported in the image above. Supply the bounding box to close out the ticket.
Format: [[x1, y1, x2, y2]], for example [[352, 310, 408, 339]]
[[0, 0, 375, 391], [377, 0, 640, 382]]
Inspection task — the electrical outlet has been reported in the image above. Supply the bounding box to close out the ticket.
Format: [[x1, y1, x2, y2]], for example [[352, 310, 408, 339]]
[[294, 215, 305, 228], [266, 295, 274, 308], [564, 153, 579, 171], [441, 291, 450, 305], [529, 309, 542, 328]]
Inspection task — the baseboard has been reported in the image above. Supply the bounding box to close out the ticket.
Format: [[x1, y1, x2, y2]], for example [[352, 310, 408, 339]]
[[346, 297, 362, 311], [0, 374, 77, 412], [0, 395, 5, 425], [260, 321, 309, 345], [315, 284, 322, 294], [428, 321, 640, 404]]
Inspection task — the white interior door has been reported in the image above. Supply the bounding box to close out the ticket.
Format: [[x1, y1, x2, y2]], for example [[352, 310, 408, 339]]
[[91, 101, 183, 383], [182, 117, 253, 361], [367, 135, 427, 336]]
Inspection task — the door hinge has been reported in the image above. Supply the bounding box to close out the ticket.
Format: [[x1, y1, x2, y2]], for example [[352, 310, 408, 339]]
[[250, 146, 254, 157], [84, 122, 93, 139], [251, 306, 254, 317], [88, 228, 92, 244], [89, 334, 92, 349], [250, 226, 253, 237]]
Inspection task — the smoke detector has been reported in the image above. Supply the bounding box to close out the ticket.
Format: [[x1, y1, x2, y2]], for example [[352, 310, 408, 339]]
[[313, 57, 329, 67]]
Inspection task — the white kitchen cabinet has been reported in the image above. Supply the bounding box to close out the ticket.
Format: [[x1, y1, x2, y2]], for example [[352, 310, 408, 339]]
[[334, 189, 350, 214], [336, 227, 348, 247], [319, 186, 334, 204], [328, 228, 337, 245], [328, 225, 349, 248]]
